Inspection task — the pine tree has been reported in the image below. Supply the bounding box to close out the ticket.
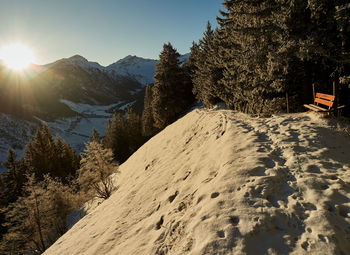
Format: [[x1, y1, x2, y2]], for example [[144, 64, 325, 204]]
[[0, 174, 77, 254], [152, 43, 194, 129], [1, 149, 27, 204], [126, 108, 144, 153], [0, 150, 27, 245], [77, 141, 118, 200], [191, 22, 223, 107], [104, 113, 130, 163], [218, 0, 284, 113], [24, 124, 79, 182], [24, 123, 56, 180], [141, 85, 156, 137], [90, 128, 101, 143]]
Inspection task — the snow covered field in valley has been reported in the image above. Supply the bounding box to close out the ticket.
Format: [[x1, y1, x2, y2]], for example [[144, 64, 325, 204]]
[[44, 108, 350, 255], [47, 100, 126, 152], [0, 100, 134, 170]]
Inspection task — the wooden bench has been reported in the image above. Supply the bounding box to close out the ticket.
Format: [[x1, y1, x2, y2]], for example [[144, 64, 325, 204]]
[[304, 93, 344, 113]]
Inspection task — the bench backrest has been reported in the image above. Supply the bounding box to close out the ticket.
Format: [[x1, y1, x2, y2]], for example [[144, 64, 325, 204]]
[[315, 93, 335, 108]]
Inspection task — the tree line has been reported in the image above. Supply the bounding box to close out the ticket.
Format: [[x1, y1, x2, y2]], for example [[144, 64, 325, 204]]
[[190, 0, 350, 115], [0, 123, 119, 254]]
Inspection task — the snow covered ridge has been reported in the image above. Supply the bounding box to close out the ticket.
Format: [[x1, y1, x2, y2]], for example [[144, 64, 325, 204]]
[[106, 55, 158, 85], [44, 53, 190, 85], [44, 109, 350, 255]]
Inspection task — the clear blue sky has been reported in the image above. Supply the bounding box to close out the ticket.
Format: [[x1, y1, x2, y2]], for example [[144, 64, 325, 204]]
[[0, 0, 222, 66]]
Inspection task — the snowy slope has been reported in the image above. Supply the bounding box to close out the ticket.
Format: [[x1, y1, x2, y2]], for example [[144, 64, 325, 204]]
[[106, 55, 158, 85], [44, 109, 350, 255], [106, 53, 190, 85]]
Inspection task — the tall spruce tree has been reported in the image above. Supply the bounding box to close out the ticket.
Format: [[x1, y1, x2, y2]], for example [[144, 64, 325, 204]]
[[141, 85, 156, 137], [217, 0, 288, 113], [1, 149, 27, 204], [152, 43, 194, 129], [191, 22, 224, 107], [89, 128, 101, 143], [126, 108, 144, 152], [104, 113, 130, 163]]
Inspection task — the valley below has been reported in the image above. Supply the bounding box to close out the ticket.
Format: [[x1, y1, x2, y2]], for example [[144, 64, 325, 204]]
[[0, 53, 190, 169]]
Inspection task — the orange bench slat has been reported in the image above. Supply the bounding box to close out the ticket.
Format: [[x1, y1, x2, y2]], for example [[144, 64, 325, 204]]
[[315, 97, 333, 107], [316, 93, 335, 101]]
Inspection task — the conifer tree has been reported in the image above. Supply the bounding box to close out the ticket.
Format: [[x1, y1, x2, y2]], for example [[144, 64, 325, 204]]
[[24, 123, 56, 179], [90, 128, 101, 143], [141, 85, 156, 137], [152, 43, 194, 129], [1, 149, 27, 204], [77, 141, 118, 200], [191, 22, 223, 107], [0, 150, 27, 244], [126, 108, 144, 152], [104, 113, 130, 163], [24, 124, 79, 182], [0, 174, 77, 254]]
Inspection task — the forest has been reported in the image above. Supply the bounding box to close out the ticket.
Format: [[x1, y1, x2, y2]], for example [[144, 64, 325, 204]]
[[0, 0, 349, 254]]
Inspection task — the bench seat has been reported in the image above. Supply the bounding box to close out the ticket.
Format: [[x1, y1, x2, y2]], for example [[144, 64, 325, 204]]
[[304, 92, 344, 113]]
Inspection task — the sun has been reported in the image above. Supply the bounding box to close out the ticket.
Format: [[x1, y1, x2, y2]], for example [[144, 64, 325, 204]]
[[0, 43, 35, 71]]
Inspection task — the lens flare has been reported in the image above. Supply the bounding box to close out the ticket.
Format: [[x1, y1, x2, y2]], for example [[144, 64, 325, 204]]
[[0, 43, 35, 70]]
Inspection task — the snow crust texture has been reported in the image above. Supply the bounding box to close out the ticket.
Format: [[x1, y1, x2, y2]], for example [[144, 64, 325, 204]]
[[44, 109, 350, 255]]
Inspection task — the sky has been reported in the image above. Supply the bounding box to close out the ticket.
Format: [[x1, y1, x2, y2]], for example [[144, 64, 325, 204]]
[[0, 0, 223, 66]]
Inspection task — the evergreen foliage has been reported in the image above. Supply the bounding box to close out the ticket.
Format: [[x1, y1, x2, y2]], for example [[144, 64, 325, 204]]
[[104, 113, 130, 163], [89, 128, 101, 143], [0, 150, 27, 241], [152, 43, 194, 129], [77, 141, 118, 200], [190, 0, 350, 115], [0, 149, 27, 205], [191, 22, 223, 107], [141, 85, 157, 137], [104, 109, 146, 164], [24, 123, 80, 182], [0, 174, 77, 254]]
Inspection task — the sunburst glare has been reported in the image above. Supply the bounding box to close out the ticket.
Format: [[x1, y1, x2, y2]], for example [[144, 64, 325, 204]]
[[0, 43, 35, 71]]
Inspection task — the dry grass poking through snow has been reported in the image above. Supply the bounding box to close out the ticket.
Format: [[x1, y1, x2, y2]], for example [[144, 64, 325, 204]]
[[44, 109, 350, 255]]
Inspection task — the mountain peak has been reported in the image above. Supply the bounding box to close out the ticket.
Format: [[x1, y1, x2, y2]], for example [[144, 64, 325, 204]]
[[106, 55, 158, 85], [67, 55, 88, 62], [51, 55, 104, 72]]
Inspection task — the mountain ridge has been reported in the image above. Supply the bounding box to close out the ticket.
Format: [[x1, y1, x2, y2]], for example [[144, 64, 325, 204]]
[[40, 53, 190, 85]]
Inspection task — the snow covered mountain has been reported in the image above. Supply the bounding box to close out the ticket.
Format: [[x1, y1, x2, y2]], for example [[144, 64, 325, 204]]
[[43, 53, 189, 86], [106, 55, 158, 85], [44, 109, 350, 255], [44, 55, 105, 74], [106, 53, 190, 86]]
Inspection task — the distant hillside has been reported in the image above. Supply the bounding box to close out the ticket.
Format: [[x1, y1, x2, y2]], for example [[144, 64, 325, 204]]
[[0, 53, 189, 170], [44, 109, 350, 255]]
